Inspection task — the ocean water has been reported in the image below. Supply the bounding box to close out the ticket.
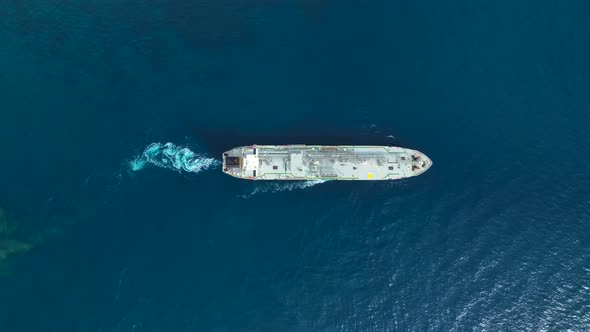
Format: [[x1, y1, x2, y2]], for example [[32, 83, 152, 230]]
[[1, 0, 589, 331]]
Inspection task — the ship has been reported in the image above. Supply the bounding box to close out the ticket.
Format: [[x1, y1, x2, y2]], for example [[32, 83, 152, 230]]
[[222, 145, 432, 180]]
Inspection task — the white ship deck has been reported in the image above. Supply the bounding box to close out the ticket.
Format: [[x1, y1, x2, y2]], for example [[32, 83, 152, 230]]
[[222, 145, 432, 180]]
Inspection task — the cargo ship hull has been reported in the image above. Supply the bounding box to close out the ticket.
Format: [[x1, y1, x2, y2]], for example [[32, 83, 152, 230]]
[[222, 145, 432, 180]]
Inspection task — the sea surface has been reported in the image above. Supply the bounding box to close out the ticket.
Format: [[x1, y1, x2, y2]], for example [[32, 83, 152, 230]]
[[1, 0, 589, 331]]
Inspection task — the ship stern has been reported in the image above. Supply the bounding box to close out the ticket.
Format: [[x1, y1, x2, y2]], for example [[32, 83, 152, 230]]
[[222, 152, 242, 178]]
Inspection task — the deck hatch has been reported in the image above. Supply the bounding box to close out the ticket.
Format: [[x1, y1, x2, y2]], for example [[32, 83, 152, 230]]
[[226, 157, 239, 167]]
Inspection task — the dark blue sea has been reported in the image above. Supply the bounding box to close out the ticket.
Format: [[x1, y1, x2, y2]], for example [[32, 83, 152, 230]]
[[1, 0, 589, 331]]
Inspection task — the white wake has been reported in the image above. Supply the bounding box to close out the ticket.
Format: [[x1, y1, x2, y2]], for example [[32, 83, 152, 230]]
[[239, 180, 328, 198], [128, 142, 219, 174]]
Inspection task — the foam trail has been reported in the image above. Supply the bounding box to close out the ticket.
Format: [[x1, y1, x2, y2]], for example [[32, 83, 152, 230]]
[[239, 180, 328, 199], [129, 142, 219, 174]]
